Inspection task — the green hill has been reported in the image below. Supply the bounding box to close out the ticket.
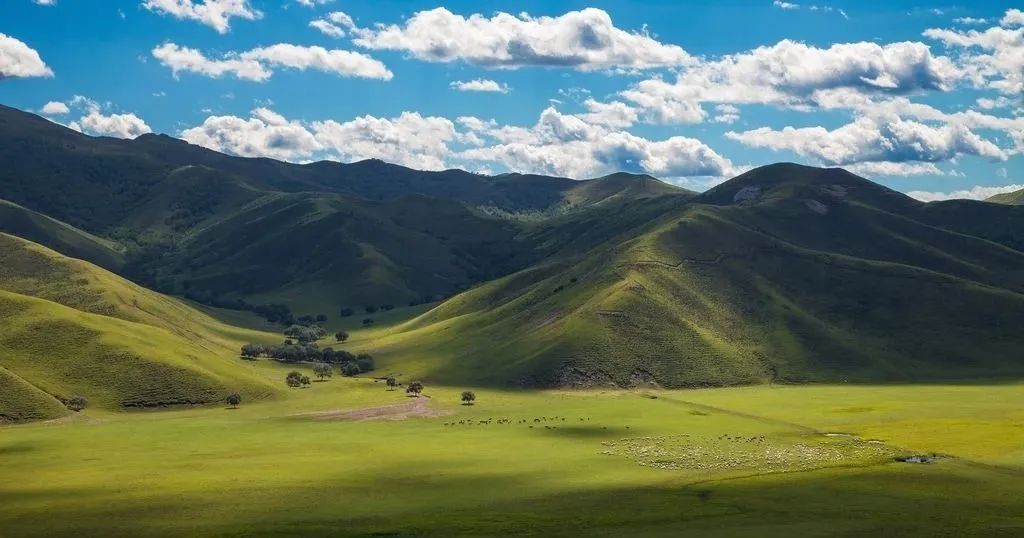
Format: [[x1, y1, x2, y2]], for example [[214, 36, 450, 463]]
[[0, 233, 279, 421], [364, 164, 1024, 388], [0, 198, 125, 270], [987, 187, 1024, 205]]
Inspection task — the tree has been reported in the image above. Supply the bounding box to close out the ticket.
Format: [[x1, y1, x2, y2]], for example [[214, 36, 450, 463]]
[[362, 318, 374, 326], [286, 371, 303, 388], [312, 362, 333, 381], [406, 381, 424, 397], [365, 305, 378, 314], [342, 362, 362, 377], [300, 375, 312, 387], [339, 307, 354, 318], [461, 391, 476, 405], [240, 343, 263, 359], [226, 392, 241, 408], [66, 395, 88, 412], [315, 314, 327, 323], [385, 376, 398, 390], [356, 353, 375, 372], [335, 331, 349, 343]]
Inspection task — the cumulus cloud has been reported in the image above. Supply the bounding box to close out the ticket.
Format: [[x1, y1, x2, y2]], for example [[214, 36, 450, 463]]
[[296, 0, 333, 6], [181, 109, 459, 169], [0, 33, 53, 78], [449, 79, 510, 93], [309, 11, 356, 38], [142, 0, 261, 34], [844, 161, 945, 177], [152, 42, 392, 81], [352, 7, 691, 71], [40, 101, 69, 115], [924, 10, 1024, 95], [772, 1, 848, 18], [907, 184, 1024, 202], [459, 107, 732, 178], [60, 97, 152, 139], [181, 108, 322, 161], [33, 0, 57, 5], [623, 39, 959, 124], [726, 116, 1007, 165]]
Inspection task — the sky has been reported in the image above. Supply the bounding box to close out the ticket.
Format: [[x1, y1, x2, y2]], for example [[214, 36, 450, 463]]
[[1, 1, 1022, 200]]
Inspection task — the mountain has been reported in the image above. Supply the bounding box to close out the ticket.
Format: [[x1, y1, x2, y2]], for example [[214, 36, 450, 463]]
[[0, 233, 277, 422], [0, 198, 124, 271], [365, 164, 1024, 388], [987, 188, 1024, 205], [0, 104, 685, 316]]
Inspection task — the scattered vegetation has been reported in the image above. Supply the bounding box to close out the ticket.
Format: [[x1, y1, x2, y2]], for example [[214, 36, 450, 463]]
[[225, 392, 241, 408], [66, 395, 88, 412]]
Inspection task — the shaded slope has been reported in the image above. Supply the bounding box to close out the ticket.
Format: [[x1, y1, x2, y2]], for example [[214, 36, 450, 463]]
[[987, 188, 1024, 205], [367, 164, 1024, 388], [0, 234, 278, 420], [0, 198, 124, 270]]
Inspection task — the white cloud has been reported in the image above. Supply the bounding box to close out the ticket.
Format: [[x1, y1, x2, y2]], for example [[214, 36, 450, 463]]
[[40, 101, 69, 115], [449, 79, 510, 93], [844, 161, 945, 177], [1002, 9, 1024, 27], [181, 108, 323, 161], [296, 0, 333, 6], [181, 109, 460, 170], [907, 184, 1024, 202], [0, 33, 53, 78], [772, 2, 848, 19], [459, 107, 732, 178], [773, 1, 799, 10], [726, 116, 1007, 165], [312, 112, 460, 170], [924, 11, 1024, 95], [152, 42, 392, 81], [623, 39, 958, 124], [577, 99, 638, 128], [712, 103, 740, 124], [62, 97, 152, 139], [142, 0, 261, 34], [953, 17, 988, 25], [33, 0, 57, 5], [310, 11, 356, 38], [352, 7, 691, 71]]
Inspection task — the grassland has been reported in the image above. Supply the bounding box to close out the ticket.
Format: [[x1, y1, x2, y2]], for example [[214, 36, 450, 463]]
[[1, 362, 1022, 536]]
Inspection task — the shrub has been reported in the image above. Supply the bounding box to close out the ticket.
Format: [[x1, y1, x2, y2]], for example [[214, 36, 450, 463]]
[[365, 305, 378, 314], [300, 375, 311, 387], [226, 392, 241, 408], [312, 362, 333, 381], [66, 395, 88, 412], [342, 362, 362, 377], [240, 343, 263, 359]]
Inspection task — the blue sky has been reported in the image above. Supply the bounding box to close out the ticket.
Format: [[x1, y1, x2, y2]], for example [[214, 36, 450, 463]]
[[1, 0, 1022, 199]]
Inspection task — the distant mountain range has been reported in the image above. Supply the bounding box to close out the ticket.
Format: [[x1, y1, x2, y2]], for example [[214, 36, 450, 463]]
[[2, 103, 1024, 397]]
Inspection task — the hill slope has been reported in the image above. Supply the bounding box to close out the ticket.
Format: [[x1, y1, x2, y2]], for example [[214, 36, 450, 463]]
[[0, 198, 125, 270], [0, 233, 278, 421], [987, 188, 1024, 205], [365, 164, 1024, 387]]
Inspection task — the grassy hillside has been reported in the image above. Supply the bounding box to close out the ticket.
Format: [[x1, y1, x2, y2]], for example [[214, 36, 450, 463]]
[[0, 198, 124, 270], [0, 233, 279, 420], [987, 187, 1024, 205], [358, 164, 1024, 388]]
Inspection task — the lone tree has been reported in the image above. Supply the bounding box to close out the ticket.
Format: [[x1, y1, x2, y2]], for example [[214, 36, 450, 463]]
[[385, 376, 398, 390], [226, 392, 241, 408], [66, 395, 88, 412], [300, 375, 312, 388], [342, 362, 362, 377], [334, 331, 349, 343], [461, 391, 476, 405], [312, 362, 333, 381], [286, 371, 303, 388], [406, 381, 424, 397]]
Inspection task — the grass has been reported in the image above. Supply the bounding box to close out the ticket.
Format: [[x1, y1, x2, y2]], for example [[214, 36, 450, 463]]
[[1, 371, 1022, 536]]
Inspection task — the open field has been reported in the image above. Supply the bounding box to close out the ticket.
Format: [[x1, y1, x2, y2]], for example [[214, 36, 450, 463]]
[[2, 363, 1023, 536]]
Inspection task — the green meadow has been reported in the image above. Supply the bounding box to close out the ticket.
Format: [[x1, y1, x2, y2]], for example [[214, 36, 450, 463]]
[[2, 357, 1023, 536]]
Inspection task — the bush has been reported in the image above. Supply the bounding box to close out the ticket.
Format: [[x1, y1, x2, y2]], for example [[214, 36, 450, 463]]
[[335, 331, 349, 343], [312, 362, 333, 381], [226, 392, 241, 408], [300, 375, 311, 387], [342, 362, 362, 377], [461, 391, 476, 405], [66, 395, 88, 412], [406, 381, 424, 396], [286, 371, 303, 388]]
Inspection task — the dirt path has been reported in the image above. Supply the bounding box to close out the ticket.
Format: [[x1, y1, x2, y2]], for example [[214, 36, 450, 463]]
[[298, 396, 451, 422]]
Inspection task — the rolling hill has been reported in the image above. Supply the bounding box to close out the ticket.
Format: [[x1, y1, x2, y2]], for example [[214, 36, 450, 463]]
[[987, 187, 1024, 205], [363, 164, 1024, 388], [0, 233, 279, 422]]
